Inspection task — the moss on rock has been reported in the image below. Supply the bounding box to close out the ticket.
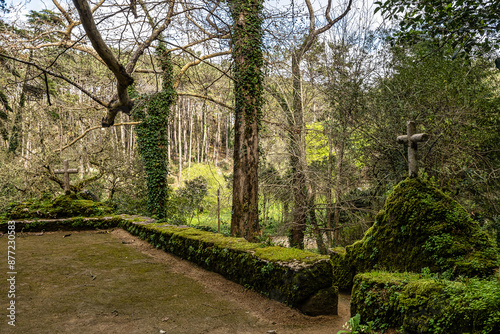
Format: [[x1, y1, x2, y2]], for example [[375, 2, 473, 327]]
[[351, 271, 500, 333], [4, 194, 114, 219], [0, 216, 123, 233], [299, 286, 338, 316], [332, 178, 499, 290]]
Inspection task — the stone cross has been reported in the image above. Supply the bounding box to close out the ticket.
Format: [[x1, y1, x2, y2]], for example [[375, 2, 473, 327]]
[[397, 121, 429, 177], [54, 160, 79, 194]]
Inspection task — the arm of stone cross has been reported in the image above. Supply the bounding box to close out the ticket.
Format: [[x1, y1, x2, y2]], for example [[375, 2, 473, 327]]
[[53, 160, 79, 194], [54, 169, 79, 174], [397, 121, 429, 178], [397, 133, 429, 144]]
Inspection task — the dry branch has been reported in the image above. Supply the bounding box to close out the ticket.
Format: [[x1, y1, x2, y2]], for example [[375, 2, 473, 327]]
[[54, 122, 141, 153]]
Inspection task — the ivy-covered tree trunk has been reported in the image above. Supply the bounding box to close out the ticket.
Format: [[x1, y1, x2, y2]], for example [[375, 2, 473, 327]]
[[134, 46, 175, 219], [229, 0, 264, 241]]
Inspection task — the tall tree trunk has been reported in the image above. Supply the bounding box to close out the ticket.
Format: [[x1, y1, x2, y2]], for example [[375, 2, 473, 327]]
[[120, 113, 127, 157], [326, 125, 334, 246], [196, 111, 201, 163], [167, 122, 171, 162], [230, 0, 264, 241], [201, 108, 206, 162], [215, 111, 221, 166], [334, 139, 345, 242], [188, 102, 193, 170], [178, 103, 182, 184], [183, 100, 188, 163], [129, 125, 135, 162], [172, 115, 177, 159], [288, 51, 309, 249], [205, 124, 210, 161], [226, 114, 230, 160]]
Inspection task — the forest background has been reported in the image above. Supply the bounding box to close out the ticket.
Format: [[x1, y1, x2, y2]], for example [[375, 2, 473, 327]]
[[0, 0, 499, 252]]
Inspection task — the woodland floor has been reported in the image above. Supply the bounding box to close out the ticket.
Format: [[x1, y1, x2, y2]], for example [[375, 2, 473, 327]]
[[0, 229, 351, 334]]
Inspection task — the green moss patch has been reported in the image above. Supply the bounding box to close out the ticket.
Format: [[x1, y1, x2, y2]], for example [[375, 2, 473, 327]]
[[332, 178, 499, 290], [351, 271, 500, 333], [254, 246, 328, 264], [4, 194, 114, 219], [0, 216, 122, 233]]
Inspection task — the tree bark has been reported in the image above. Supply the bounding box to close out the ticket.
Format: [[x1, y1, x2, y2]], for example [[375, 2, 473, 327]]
[[73, 0, 134, 126], [188, 102, 193, 169], [327, 125, 334, 246], [334, 139, 345, 243], [178, 103, 182, 184], [282, 0, 352, 249], [288, 51, 309, 249], [230, 0, 264, 241]]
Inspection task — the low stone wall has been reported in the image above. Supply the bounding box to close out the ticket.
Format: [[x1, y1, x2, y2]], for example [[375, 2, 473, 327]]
[[351, 271, 500, 333], [0, 215, 337, 316], [0, 216, 122, 233], [120, 220, 336, 315]]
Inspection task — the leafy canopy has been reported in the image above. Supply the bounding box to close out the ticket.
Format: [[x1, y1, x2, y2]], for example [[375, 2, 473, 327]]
[[376, 0, 500, 61], [0, 0, 6, 13]]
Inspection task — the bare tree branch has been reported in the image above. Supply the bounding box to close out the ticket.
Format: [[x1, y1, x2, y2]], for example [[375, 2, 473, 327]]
[[174, 50, 232, 89], [298, 0, 353, 57], [54, 122, 141, 153], [125, 0, 175, 73], [177, 92, 233, 110], [0, 52, 109, 107], [73, 0, 134, 126]]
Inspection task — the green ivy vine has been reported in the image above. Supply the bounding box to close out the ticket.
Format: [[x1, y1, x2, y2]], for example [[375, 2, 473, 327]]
[[230, 0, 264, 124], [132, 43, 176, 219]]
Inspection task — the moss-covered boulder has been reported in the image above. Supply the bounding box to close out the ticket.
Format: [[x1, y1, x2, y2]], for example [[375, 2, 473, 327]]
[[4, 194, 114, 219], [332, 178, 499, 290], [351, 271, 500, 333]]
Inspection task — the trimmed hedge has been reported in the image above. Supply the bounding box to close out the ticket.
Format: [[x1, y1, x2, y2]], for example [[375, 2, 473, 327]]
[[351, 271, 500, 333], [0, 215, 337, 316]]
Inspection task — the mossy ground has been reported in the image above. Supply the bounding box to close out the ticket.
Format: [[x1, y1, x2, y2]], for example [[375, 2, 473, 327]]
[[332, 177, 499, 290], [0, 231, 350, 334]]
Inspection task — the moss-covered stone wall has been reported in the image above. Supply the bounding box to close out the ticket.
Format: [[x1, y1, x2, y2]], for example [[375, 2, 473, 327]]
[[120, 220, 336, 315], [4, 194, 114, 219], [0, 216, 122, 233], [0, 215, 337, 316], [351, 271, 500, 333]]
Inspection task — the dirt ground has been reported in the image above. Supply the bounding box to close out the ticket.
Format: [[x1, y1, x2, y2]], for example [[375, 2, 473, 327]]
[[0, 229, 351, 334]]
